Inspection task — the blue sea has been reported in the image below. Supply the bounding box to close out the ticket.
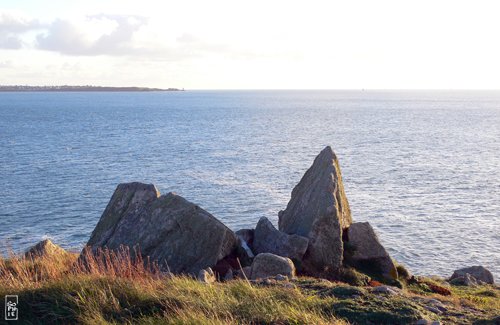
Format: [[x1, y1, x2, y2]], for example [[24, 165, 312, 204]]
[[1, 90, 499, 279]]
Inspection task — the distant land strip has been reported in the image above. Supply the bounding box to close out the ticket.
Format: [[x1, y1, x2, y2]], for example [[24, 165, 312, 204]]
[[0, 85, 184, 92]]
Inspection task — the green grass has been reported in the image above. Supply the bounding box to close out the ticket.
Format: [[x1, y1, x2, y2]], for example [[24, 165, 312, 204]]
[[1, 249, 498, 324]]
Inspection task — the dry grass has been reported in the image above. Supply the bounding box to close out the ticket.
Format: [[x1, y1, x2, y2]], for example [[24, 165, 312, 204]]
[[0, 248, 344, 324], [1, 247, 498, 324]]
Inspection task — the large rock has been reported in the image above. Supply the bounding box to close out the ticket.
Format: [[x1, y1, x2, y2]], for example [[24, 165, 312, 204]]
[[278, 146, 352, 275], [25, 239, 68, 259], [86, 182, 239, 275], [345, 222, 398, 280], [250, 253, 296, 280], [87, 182, 160, 247], [253, 217, 309, 261], [450, 266, 494, 284]]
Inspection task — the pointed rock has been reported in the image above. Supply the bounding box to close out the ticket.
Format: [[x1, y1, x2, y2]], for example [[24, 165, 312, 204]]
[[278, 146, 352, 275], [25, 239, 68, 259], [253, 217, 309, 261], [85, 182, 239, 275], [345, 222, 398, 280]]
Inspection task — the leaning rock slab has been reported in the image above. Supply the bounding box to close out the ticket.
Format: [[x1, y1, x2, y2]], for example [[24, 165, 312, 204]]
[[253, 217, 308, 261], [346, 222, 398, 280], [450, 266, 494, 284], [87, 182, 160, 247], [86, 182, 238, 275], [278, 146, 352, 275], [250, 253, 296, 280], [25, 239, 68, 259]]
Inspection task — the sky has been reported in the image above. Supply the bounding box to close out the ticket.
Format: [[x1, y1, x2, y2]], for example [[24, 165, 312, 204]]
[[1, 0, 500, 89]]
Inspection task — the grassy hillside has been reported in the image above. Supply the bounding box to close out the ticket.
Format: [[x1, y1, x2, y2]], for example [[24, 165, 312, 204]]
[[0, 250, 498, 324]]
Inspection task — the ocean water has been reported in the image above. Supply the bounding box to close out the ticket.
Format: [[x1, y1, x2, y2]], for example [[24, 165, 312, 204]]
[[1, 90, 499, 279]]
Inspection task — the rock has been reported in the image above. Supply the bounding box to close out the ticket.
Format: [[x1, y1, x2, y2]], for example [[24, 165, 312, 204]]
[[235, 229, 254, 249], [449, 273, 478, 286], [415, 320, 431, 325], [345, 222, 398, 280], [223, 269, 234, 281], [424, 306, 442, 314], [234, 228, 255, 265], [234, 266, 252, 279], [450, 266, 494, 284], [250, 253, 296, 280], [278, 146, 352, 276], [25, 239, 68, 259], [213, 257, 238, 279], [236, 238, 255, 263], [87, 182, 160, 247], [274, 274, 288, 281], [85, 183, 239, 275], [371, 285, 401, 295], [253, 217, 309, 261], [198, 267, 216, 284]]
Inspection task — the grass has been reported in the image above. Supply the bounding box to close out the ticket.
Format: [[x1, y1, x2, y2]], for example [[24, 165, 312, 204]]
[[1, 247, 499, 324]]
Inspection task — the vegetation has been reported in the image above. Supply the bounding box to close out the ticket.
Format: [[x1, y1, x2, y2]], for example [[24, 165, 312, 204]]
[[1, 250, 498, 324]]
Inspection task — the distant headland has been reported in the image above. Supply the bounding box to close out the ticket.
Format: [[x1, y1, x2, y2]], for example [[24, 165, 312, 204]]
[[0, 85, 184, 92]]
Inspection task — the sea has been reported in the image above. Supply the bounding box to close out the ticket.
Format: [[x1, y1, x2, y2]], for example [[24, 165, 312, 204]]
[[1, 90, 499, 279]]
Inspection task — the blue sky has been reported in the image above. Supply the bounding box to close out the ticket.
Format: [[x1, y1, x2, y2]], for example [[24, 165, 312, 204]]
[[1, 0, 500, 89]]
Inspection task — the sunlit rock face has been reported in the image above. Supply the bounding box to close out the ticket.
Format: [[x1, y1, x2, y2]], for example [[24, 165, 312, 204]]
[[279, 146, 352, 276], [345, 222, 398, 280], [86, 182, 238, 275]]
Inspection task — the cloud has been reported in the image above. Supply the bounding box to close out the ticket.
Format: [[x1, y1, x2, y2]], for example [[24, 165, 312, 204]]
[[0, 60, 13, 68], [2, 11, 264, 62], [0, 12, 43, 49], [0, 12, 43, 32], [36, 15, 151, 56]]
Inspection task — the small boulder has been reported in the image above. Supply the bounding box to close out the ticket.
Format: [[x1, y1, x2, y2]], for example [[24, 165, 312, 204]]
[[85, 182, 239, 275], [253, 217, 309, 261], [197, 267, 216, 284], [278, 146, 352, 276], [371, 285, 401, 295], [25, 239, 68, 259], [345, 222, 398, 280], [449, 273, 478, 286], [450, 266, 494, 284], [250, 253, 296, 280]]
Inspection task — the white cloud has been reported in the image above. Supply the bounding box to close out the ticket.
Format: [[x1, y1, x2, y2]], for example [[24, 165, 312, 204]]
[[36, 15, 149, 56], [0, 11, 43, 49], [1, 1, 500, 88]]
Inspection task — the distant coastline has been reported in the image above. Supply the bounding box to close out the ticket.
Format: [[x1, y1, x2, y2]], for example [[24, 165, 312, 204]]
[[0, 85, 184, 92]]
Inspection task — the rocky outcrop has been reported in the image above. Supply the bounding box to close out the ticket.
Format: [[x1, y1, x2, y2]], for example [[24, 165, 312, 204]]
[[345, 222, 398, 280], [253, 217, 308, 261], [450, 266, 494, 285], [278, 146, 352, 275], [250, 253, 296, 280], [86, 182, 239, 275], [25, 239, 68, 259]]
